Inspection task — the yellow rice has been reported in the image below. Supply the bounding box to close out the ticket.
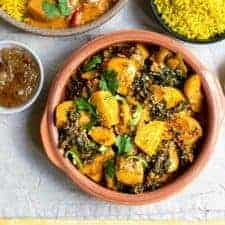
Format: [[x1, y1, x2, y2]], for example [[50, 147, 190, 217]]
[[0, 0, 27, 21], [154, 0, 225, 40]]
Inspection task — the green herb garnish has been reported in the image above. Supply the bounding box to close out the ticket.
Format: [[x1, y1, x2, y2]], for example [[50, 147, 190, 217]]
[[115, 135, 132, 155], [130, 104, 143, 127], [100, 69, 119, 95], [83, 55, 102, 72], [65, 146, 82, 168], [42, 0, 71, 18], [58, 0, 72, 16], [75, 97, 99, 129], [105, 159, 115, 178], [42, 1, 61, 18]]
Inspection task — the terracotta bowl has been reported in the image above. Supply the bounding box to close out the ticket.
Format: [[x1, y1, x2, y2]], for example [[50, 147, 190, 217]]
[[0, 0, 127, 36], [41, 30, 225, 205]]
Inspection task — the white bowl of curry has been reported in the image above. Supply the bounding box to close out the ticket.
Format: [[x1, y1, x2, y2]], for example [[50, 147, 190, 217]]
[[0, 0, 127, 36]]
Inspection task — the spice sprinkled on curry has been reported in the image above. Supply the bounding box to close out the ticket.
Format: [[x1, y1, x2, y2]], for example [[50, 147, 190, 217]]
[[0, 0, 118, 29], [55, 43, 204, 194]]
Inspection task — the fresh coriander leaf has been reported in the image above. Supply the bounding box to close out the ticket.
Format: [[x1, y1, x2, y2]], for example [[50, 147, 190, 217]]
[[42, 0, 60, 18], [130, 104, 143, 127], [127, 155, 148, 168], [105, 159, 115, 178], [100, 69, 119, 95], [75, 98, 99, 129], [115, 135, 132, 155], [58, 0, 72, 16], [75, 97, 96, 116], [99, 79, 108, 91], [83, 55, 102, 72], [65, 146, 82, 168]]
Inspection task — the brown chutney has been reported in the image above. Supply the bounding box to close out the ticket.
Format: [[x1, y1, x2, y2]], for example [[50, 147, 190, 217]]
[[0, 47, 40, 108]]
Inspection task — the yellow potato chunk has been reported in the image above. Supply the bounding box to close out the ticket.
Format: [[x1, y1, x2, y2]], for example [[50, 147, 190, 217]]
[[89, 127, 116, 146], [151, 85, 185, 109], [81, 71, 97, 80], [91, 91, 119, 127], [107, 57, 137, 95], [27, 0, 47, 21], [117, 101, 131, 134], [81, 149, 114, 183], [163, 87, 185, 109], [150, 85, 164, 103], [155, 47, 172, 64], [78, 111, 91, 127], [168, 54, 187, 75], [116, 156, 144, 186], [169, 115, 203, 147], [131, 44, 150, 68], [135, 121, 165, 156], [167, 143, 179, 173], [184, 74, 203, 112], [55, 101, 74, 128]]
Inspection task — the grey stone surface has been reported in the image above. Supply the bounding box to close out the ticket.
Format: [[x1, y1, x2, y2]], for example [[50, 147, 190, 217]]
[[0, 0, 225, 220]]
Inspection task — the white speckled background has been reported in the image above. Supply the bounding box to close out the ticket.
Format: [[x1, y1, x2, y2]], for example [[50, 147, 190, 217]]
[[0, 0, 225, 220]]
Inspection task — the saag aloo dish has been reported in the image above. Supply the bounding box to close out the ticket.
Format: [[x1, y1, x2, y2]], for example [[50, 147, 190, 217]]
[[0, 0, 117, 29], [55, 43, 204, 194]]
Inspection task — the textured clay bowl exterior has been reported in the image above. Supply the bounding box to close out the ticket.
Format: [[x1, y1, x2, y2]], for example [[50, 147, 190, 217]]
[[41, 30, 225, 205], [0, 0, 127, 36]]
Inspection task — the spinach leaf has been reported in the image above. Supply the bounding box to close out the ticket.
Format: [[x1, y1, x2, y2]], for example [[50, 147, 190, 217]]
[[105, 159, 115, 178], [83, 55, 102, 72], [99, 70, 119, 95], [65, 146, 82, 168], [42, 0, 61, 18], [115, 135, 132, 155]]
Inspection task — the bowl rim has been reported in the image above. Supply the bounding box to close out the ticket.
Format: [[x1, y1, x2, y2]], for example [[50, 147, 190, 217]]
[[0, 40, 44, 114], [149, 1, 225, 44], [0, 0, 127, 37], [41, 29, 224, 205]]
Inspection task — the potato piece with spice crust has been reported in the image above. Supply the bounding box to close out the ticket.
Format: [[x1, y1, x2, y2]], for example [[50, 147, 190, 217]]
[[163, 87, 185, 109], [107, 57, 137, 95], [91, 91, 119, 127], [135, 121, 165, 156], [55, 101, 74, 128], [89, 127, 116, 146], [116, 156, 144, 186], [131, 44, 150, 68], [151, 85, 185, 109], [184, 74, 203, 112], [168, 114, 203, 147], [81, 149, 114, 183]]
